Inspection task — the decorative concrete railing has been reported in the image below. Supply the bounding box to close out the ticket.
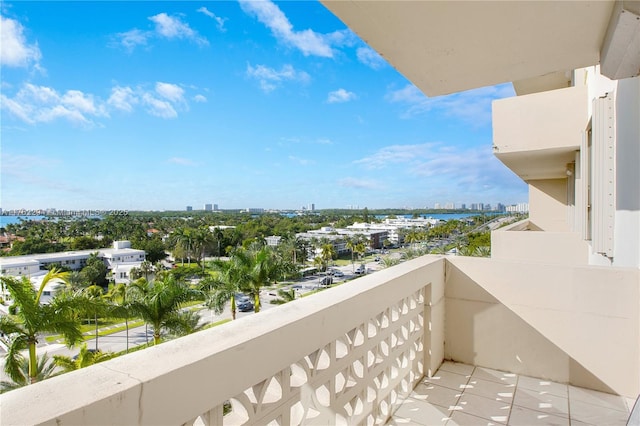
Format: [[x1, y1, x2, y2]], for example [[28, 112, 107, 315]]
[[1, 256, 445, 425]]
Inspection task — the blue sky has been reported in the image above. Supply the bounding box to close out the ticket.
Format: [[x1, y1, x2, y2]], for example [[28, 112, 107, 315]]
[[1, 1, 527, 211]]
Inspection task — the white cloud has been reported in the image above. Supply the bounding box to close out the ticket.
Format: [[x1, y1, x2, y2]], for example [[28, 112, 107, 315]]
[[114, 13, 207, 52], [197, 7, 227, 32], [108, 86, 138, 112], [356, 47, 386, 70], [239, 0, 333, 57], [338, 177, 382, 190], [354, 142, 524, 197], [385, 83, 515, 125], [168, 157, 196, 166], [2, 81, 197, 125], [355, 143, 439, 170], [0, 84, 106, 126], [115, 29, 150, 52], [288, 155, 314, 166], [327, 88, 357, 104], [149, 13, 207, 45], [155, 82, 185, 103], [246, 63, 310, 93], [0, 15, 42, 68], [142, 93, 177, 119]]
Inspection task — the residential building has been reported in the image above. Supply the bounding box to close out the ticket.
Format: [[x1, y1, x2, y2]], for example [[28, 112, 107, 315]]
[[4, 2, 640, 425], [185, 206, 192, 212], [204, 204, 212, 212], [264, 235, 282, 247], [0, 240, 145, 304]]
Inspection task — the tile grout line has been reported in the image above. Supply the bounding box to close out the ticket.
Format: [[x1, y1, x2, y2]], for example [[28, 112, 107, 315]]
[[443, 365, 475, 426], [505, 372, 519, 426]]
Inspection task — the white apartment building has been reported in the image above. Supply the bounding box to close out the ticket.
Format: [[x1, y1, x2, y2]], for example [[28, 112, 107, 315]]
[[5, 3, 640, 425], [348, 217, 440, 245], [0, 240, 145, 303]]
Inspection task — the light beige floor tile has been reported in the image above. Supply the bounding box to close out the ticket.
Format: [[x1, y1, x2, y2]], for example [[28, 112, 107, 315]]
[[386, 415, 419, 425], [568, 421, 596, 426], [516, 375, 567, 398], [424, 370, 471, 392], [439, 361, 475, 376], [465, 377, 515, 402], [507, 405, 569, 426], [513, 387, 569, 417], [470, 367, 518, 386], [411, 382, 463, 408], [568, 385, 630, 413], [392, 396, 452, 425], [447, 410, 502, 425], [569, 399, 630, 426], [454, 393, 510, 424]]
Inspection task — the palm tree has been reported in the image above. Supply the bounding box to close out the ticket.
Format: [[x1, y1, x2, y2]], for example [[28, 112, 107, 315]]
[[345, 237, 357, 272], [139, 260, 154, 281], [0, 353, 57, 393], [83, 284, 105, 351], [202, 256, 245, 320], [0, 269, 84, 385], [271, 288, 296, 305], [127, 275, 201, 345], [52, 343, 115, 373], [226, 247, 270, 313], [320, 243, 336, 271], [193, 228, 215, 271], [106, 282, 131, 353]]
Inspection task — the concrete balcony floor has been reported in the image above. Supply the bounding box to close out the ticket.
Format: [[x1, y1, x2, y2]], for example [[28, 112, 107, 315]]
[[390, 361, 634, 426]]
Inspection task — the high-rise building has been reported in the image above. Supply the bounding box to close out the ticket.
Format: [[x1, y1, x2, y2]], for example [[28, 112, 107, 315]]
[[185, 206, 193, 212], [213, 204, 219, 211], [204, 204, 212, 211]]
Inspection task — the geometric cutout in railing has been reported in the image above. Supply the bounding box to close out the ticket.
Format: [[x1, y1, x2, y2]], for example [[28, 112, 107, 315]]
[[390, 364, 399, 380], [366, 385, 377, 403], [367, 349, 376, 368], [335, 371, 347, 394], [391, 306, 400, 322], [289, 401, 305, 426], [335, 337, 349, 360], [367, 321, 378, 338], [351, 394, 365, 416], [289, 362, 308, 388], [226, 397, 250, 424], [380, 339, 390, 357], [315, 383, 331, 407], [352, 358, 365, 379], [390, 332, 398, 348]]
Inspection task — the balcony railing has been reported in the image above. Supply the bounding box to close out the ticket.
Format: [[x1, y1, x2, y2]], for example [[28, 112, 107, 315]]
[[2, 255, 639, 425], [2, 256, 446, 425]]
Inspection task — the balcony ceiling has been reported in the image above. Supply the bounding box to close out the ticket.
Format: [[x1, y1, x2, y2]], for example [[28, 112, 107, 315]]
[[494, 148, 577, 181], [321, 1, 616, 96]]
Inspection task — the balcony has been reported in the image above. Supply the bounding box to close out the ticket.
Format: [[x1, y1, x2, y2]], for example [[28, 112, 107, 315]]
[[491, 219, 590, 265], [492, 85, 588, 181], [2, 255, 638, 425]]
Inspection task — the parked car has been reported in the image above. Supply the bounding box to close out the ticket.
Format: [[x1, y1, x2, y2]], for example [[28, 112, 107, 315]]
[[320, 276, 333, 286], [237, 300, 254, 312], [333, 270, 344, 277], [354, 264, 366, 275]]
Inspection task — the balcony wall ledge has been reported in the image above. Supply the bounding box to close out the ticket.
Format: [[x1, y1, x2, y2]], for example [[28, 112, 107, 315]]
[[1, 255, 447, 426]]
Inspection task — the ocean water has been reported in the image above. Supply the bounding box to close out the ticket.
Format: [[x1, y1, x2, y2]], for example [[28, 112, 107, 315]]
[[0, 215, 47, 227]]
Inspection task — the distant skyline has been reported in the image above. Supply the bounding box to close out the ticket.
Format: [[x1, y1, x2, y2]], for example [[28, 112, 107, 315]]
[[1, 1, 527, 211]]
